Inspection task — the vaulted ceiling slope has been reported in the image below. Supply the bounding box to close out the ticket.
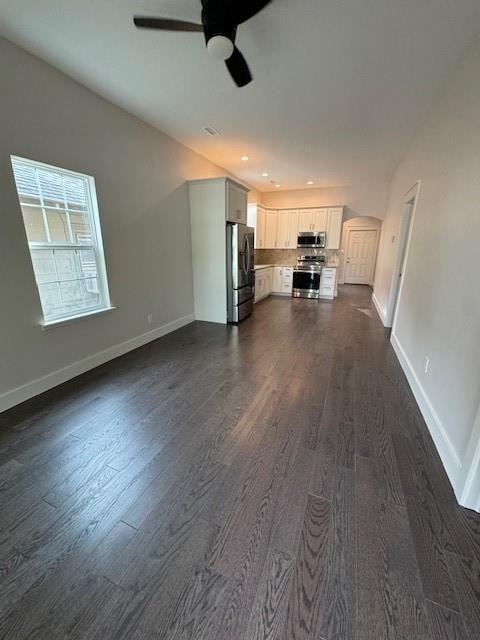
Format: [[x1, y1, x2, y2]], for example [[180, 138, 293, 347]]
[[1, 1, 480, 191]]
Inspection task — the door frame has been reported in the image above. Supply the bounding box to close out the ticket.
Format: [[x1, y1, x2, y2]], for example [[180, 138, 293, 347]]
[[386, 181, 421, 329], [344, 227, 380, 285]]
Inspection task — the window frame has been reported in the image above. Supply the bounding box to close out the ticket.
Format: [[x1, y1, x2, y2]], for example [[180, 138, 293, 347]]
[[11, 155, 112, 326]]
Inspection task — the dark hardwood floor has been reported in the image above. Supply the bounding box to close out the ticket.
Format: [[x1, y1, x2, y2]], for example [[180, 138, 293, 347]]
[[1, 285, 479, 639]]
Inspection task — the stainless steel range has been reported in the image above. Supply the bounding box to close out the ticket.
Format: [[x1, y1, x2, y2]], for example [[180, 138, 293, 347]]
[[292, 255, 326, 299]]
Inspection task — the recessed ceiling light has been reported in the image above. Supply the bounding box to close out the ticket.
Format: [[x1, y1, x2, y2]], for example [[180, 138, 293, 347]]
[[275, 184, 281, 188], [240, 155, 249, 161], [262, 172, 269, 177], [307, 180, 314, 185]]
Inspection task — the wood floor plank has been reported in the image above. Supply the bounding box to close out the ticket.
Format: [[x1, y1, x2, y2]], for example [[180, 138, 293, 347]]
[[0, 521, 136, 640], [393, 432, 462, 611], [446, 552, 480, 640], [309, 451, 336, 501], [162, 566, 230, 640], [426, 600, 471, 640], [356, 454, 397, 640], [104, 518, 219, 640], [317, 466, 356, 640], [245, 549, 294, 640], [1, 286, 479, 639], [284, 493, 331, 640], [356, 454, 432, 640], [0, 459, 23, 486]]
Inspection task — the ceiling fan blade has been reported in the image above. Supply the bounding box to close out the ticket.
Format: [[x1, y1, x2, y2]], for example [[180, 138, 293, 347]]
[[225, 47, 252, 87], [133, 17, 203, 32], [233, 0, 272, 25]]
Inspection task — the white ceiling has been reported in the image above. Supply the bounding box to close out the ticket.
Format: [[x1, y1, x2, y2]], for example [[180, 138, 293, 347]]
[[1, 1, 480, 192]]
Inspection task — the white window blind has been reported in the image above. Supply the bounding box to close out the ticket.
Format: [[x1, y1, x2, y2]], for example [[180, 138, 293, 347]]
[[11, 156, 111, 324]]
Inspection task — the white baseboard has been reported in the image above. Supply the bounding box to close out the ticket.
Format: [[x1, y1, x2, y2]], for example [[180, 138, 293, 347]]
[[460, 441, 480, 511], [371, 292, 388, 326], [458, 408, 480, 512], [390, 332, 463, 498], [0, 313, 194, 414]]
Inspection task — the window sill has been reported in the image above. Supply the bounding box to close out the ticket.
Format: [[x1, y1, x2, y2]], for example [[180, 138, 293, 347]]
[[41, 306, 116, 330]]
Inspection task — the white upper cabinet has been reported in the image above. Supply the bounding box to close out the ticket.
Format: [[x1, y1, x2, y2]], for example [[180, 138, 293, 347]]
[[298, 209, 313, 232], [248, 202, 343, 250], [256, 206, 266, 248], [276, 210, 290, 248], [248, 204, 266, 248], [286, 210, 299, 248], [277, 209, 299, 248], [312, 208, 328, 232], [226, 180, 248, 224], [326, 207, 344, 249], [264, 209, 278, 248], [298, 208, 329, 232]]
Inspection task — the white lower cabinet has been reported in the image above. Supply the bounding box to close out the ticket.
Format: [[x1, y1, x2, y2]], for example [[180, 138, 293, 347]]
[[254, 267, 273, 303], [319, 267, 337, 299], [272, 267, 282, 293], [272, 266, 293, 295]]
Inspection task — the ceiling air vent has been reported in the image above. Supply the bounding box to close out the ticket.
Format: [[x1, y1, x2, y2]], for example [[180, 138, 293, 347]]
[[203, 126, 220, 136]]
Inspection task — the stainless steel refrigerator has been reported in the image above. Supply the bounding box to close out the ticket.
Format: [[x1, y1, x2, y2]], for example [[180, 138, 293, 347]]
[[226, 223, 255, 323]]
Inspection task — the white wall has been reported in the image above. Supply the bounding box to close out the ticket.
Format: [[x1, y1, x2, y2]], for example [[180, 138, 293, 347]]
[[373, 35, 480, 509], [0, 36, 248, 410], [260, 182, 390, 220]]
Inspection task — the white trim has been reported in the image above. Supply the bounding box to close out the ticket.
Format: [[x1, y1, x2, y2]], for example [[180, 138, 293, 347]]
[[0, 313, 194, 414], [10, 155, 112, 325], [386, 181, 421, 328], [41, 305, 116, 330], [458, 407, 480, 511], [390, 332, 462, 488], [371, 292, 387, 325]]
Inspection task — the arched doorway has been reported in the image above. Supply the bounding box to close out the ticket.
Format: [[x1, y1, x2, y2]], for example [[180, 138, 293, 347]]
[[339, 216, 382, 285]]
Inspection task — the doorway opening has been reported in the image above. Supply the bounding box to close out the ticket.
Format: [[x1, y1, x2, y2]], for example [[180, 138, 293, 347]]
[[344, 228, 380, 285], [386, 181, 420, 328]]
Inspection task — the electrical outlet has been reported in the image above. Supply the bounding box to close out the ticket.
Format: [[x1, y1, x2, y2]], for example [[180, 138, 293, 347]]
[[424, 356, 430, 374], [147, 313, 153, 325]]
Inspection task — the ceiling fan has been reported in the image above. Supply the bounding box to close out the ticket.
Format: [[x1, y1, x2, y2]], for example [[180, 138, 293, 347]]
[[133, 0, 272, 87]]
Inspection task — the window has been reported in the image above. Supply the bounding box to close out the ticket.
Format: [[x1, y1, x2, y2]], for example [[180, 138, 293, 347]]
[[11, 156, 111, 325]]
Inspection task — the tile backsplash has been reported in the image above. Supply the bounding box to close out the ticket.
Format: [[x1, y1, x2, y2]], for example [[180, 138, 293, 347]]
[[255, 248, 343, 267]]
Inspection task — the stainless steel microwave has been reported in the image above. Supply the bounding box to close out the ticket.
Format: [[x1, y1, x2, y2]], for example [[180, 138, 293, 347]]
[[297, 231, 327, 248]]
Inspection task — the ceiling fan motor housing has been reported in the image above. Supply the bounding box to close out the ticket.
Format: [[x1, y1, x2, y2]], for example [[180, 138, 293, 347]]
[[202, 1, 236, 60]]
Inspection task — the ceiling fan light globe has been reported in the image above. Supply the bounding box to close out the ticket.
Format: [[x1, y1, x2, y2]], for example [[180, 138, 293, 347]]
[[207, 35, 234, 60]]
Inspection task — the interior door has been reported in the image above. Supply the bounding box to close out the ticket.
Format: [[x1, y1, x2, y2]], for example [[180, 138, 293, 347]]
[[344, 229, 378, 284]]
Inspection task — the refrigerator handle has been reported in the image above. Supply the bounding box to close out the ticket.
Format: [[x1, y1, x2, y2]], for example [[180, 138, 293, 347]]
[[244, 236, 251, 277]]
